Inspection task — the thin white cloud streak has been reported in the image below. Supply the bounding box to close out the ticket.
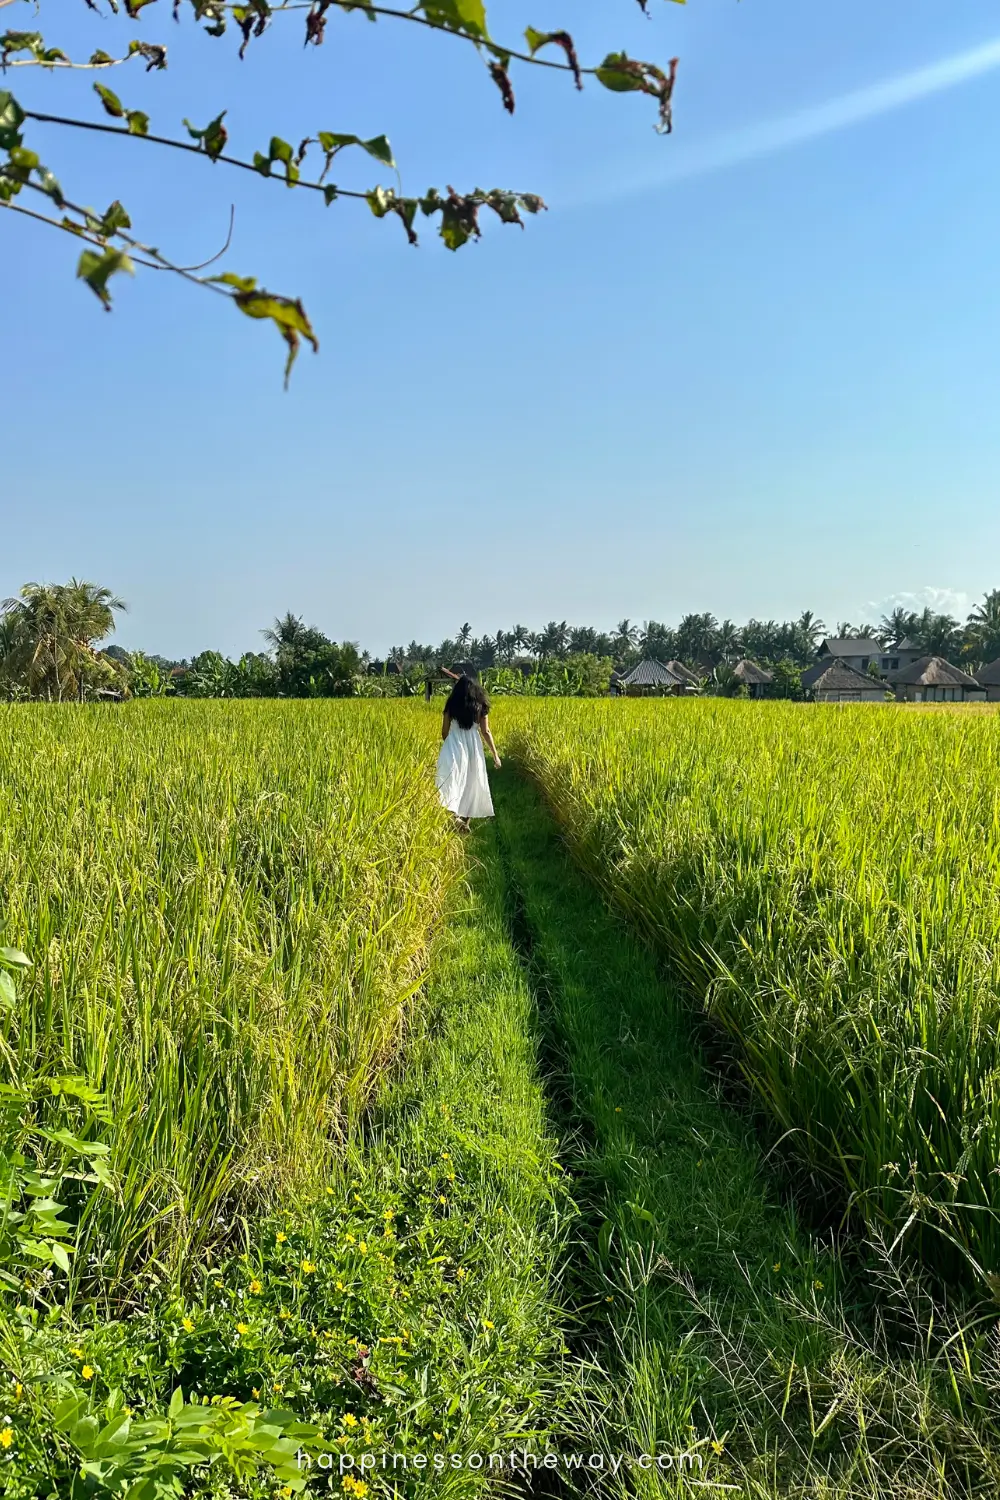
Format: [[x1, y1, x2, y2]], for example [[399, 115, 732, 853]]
[[582, 36, 1000, 203]]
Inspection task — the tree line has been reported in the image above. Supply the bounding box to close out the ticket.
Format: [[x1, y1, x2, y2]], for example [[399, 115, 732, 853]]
[[3, 581, 1000, 702]]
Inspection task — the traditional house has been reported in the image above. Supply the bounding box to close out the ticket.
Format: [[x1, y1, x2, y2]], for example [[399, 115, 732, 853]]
[[732, 659, 774, 699], [815, 637, 883, 674], [810, 662, 889, 703], [974, 658, 1000, 701], [889, 656, 985, 703], [663, 660, 702, 690], [877, 637, 923, 675], [618, 659, 685, 697]]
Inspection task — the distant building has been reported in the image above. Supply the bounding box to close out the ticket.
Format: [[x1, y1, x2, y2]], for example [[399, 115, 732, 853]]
[[974, 657, 1000, 701], [663, 660, 702, 690], [731, 659, 774, 699], [889, 656, 985, 703], [815, 637, 883, 674], [618, 659, 686, 697], [876, 636, 923, 674], [811, 662, 889, 703]]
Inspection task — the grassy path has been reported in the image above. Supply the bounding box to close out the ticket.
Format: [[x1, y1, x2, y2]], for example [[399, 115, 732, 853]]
[[486, 769, 1000, 1499]]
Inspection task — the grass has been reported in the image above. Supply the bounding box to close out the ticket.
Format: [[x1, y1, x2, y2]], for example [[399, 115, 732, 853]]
[[2, 799, 574, 1496], [491, 768, 1000, 1499], [0, 700, 456, 1290], [6, 697, 1000, 1499], [497, 697, 1000, 1293]]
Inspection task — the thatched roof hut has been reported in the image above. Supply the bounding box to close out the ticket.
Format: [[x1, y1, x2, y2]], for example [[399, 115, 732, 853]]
[[663, 659, 701, 687], [889, 655, 984, 702], [811, 662, 888, 702], [732, 659, 773, 685], [975, 657, 1000, 691]]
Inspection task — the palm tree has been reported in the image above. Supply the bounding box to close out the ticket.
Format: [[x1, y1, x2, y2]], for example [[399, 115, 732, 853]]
[[714, 619, 742, 665], [613, 619, 639, 660], [262, 612, 308, 651], [796, 610, 827, 650], [878, 607, 919, 648], [913, 608, 962, 657], [676, 613, 719, 667], [1, 579, 127, 701], [457, 622, 473, 652], [965, 590, 1000, 664]]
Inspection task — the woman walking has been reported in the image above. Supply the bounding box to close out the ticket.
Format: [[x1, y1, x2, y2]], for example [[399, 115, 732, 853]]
[[435, 673, 501, 829]]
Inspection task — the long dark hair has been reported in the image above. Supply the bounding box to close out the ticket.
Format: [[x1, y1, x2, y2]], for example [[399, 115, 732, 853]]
[[445, 673, 490, 730]]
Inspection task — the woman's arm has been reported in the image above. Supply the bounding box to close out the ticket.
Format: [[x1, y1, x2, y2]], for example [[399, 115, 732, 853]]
[[441, 711, 451, 741], [478, 714, 502, 768]]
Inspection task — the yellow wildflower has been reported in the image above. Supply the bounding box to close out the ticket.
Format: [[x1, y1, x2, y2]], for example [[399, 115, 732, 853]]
[[336, 1280, 346, 1293], [69, 1347, 84, 1359], [438, 1195, 447, 1205], [813, 1279, 824, 1291], [772, 1262, 781, 1273], [81, 1366, 94, 1381], [711, 1439, 725, 1456], [279, 1310, 292, 1320], [359, 1242, 367, 1254], [455, 1267, 467, 1281], [433, 1432, 443, 1441], [252, 1388, 260, 1399], [182, 1317, 195, 1333], [482, 1319, 494, 1331], [345, 1233, 355, 1244], [236, 1323, 250, 1336], [343, 1412, 358, 1428], [13, 1384, 23, 1402], [273, 1382, 284, 1393], [249, 1279, 262, 1295], [0, 1427, 12, 1449], [276, 1231, 287, 1244], [301, 1260, 316, 1275], [326, 1186, 334, 1196]]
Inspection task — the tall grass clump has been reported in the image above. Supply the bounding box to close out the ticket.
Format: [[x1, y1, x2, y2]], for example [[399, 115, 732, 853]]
[[500, 698, 1000, 1293], [0, 699, 455, 1292]]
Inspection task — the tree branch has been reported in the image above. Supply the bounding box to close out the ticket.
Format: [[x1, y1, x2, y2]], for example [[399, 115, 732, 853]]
[[23, 109, 373, 201]]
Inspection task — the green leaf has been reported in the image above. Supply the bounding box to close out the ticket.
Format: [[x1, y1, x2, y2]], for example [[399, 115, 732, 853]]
[[422, 0, 487, 38], [168, 1386, 185, 1420], [76, 247, 134, 309], [183, 112, 228, 160], [0, 946, 30, 969], [35, 164, 64, 205], [317, 132, 394, 168], [93, 83, 125, 119], [0, 91, 25, 150], [98, 200, 132, 237], [51, 1241, 71, 1273], [0, 971, 15, 1009], [211, 271, 257, 293], [228, 284, 318, 387]]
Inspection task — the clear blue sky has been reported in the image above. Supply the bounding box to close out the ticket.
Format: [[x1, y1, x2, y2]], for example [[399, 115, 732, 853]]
[[5, 0, 1000, 658]]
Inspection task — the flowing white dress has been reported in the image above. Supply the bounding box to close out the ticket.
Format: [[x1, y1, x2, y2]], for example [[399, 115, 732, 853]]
[[436, 717, 494, 819]]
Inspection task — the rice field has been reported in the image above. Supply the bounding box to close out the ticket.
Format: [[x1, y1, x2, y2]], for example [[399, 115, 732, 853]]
[[500, 697, 1000, 1292], [0, 699, 455, 1292]]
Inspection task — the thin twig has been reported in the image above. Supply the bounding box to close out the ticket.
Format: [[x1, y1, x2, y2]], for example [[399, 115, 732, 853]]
[[0, 196, 175, 271], [6, 173, 233, 293], [2, 56, 131, 70]]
